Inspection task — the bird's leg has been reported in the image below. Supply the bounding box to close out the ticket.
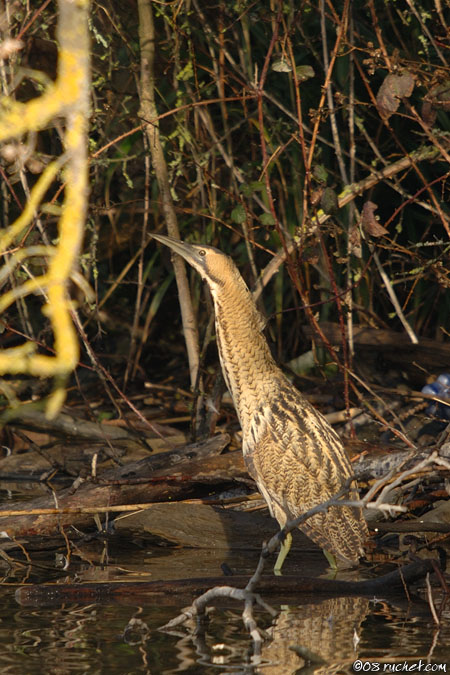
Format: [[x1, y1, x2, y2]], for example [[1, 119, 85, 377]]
[[274, 530, 292, 575], [324, 549, 338, 569]]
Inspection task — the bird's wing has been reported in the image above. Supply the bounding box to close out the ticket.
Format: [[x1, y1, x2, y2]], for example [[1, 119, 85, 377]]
[[243, 390, 367, 565]]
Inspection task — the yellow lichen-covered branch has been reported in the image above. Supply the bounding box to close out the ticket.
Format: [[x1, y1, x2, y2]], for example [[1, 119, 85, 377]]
[[0, 0, 90, 417]]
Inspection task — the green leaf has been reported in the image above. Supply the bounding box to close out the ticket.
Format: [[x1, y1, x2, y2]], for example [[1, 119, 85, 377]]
[[239, 184, 254, 197], [147, 273, 174, 325], [313, 164, 328, 183], [260, 212, 276, 226], [231, 205, 246, 224], [240, 181, 265, 197], [249, 180, 266, 192]]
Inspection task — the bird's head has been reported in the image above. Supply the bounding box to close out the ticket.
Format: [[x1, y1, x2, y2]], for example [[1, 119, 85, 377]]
[[152, 234, 239, 289]]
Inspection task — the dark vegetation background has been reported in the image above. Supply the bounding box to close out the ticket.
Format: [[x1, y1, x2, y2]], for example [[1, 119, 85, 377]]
[[1, 0, 450, 425]]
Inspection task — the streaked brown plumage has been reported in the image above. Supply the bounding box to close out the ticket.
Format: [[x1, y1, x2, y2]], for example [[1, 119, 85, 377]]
[[153, 234, 368, 569]]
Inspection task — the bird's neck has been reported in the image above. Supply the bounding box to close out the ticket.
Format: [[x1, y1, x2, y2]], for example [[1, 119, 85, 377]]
[[210, 276, 279, 430]]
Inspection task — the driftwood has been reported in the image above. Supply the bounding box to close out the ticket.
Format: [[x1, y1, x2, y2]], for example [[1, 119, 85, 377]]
[[375, 521, 450, 533], [4, 408, 151, 446], [351, 441, 450, 480], [0, 398, 448, 543], [104, 432, 232, 479], [15, 559, 436, 608], [302, 322, 450, 376], [0, 434, 240, 537], [375, 500, 450, 533], [0, 434, 448, 540], [114, 501, 282, 548]]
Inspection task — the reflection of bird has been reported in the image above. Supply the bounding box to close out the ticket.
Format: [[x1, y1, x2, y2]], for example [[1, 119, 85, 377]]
[[262, 596, 369, 674], [153, 234, 367, 571]]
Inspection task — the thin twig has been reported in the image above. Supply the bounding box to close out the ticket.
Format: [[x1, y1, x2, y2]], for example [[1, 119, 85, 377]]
[[426, 573, 440, 625], [373, 250, 418, 344]]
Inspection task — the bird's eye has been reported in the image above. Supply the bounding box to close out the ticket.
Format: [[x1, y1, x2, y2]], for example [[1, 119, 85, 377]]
[[198, 249, 206, 257]]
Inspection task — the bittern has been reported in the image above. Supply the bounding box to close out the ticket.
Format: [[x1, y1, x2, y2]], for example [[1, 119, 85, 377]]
[[153, 234, 367, 571]]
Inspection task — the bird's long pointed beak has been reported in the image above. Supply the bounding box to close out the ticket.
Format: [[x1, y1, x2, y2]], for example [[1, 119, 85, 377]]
[[151, 233, 202, 269]]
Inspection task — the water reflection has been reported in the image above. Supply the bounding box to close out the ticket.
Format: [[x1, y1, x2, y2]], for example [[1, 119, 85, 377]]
[[3, 584, 450, 674], [161, 595, 450, 673], [160, 596, 369, 673], [261, 596, 369, 673], [5, 537, 450, 674]]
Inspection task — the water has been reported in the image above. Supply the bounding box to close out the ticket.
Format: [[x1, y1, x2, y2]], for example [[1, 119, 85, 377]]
[[3, 585, 450, 673], [1, 542, 449, 674]]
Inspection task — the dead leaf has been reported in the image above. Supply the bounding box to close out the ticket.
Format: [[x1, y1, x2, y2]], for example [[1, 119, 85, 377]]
[[295, 65, 315, 82], [421, 100, 437, 126], [310, 187, 323, 206], [361, 201, 388, 237], [272, 58, 291, 73], [348, 223, 362, 258], [377, 71, 415, 119], [428, 81, 450, 111]]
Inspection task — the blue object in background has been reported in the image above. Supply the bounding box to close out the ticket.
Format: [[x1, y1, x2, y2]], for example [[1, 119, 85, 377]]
[[422, 374, 450, 420]]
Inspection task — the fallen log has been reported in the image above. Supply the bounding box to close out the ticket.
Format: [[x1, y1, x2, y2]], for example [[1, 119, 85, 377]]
[[0, 435, 241, 537], [0, 424, 447, 541], [113, 501, 281, 548], [4, 408, 154, 446], [302, 322, 450, 380], [15, 559, 436, 608]]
